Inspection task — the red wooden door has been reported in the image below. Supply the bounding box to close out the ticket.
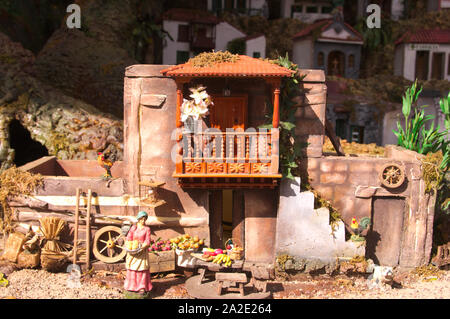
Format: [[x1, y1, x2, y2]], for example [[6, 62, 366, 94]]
[[210, 96, 247, 131]]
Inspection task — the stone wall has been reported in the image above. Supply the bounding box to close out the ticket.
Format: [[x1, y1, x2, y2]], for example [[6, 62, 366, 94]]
[[123, 65, 210, 242], [295, 69, 327, 158], [300, 146, 436, 268]]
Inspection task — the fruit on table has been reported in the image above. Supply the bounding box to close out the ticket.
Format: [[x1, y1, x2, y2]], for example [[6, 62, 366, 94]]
[[169, 234, 206, 251], [214, 249, 223, 255], [212, 254, 232, 267], [149, 238, 172, 251]]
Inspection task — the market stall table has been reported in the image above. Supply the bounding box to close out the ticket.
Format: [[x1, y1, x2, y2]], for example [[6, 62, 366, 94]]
[[195, 259, 245, 285]]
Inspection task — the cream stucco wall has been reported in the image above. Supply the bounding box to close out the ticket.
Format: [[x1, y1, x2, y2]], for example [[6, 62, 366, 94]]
[[245, 35, 266, 58], [394, 43, 450, 81], [162, 20, 191, 65], [215, 22, 246, 51], [292, 38, 314, 69]]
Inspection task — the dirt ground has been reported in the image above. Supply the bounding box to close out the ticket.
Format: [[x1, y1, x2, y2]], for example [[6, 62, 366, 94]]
[[0, 261, 448, 299]]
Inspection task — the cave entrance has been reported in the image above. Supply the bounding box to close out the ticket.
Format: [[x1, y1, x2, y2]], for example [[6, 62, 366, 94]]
[[9, 120, 49, 167]]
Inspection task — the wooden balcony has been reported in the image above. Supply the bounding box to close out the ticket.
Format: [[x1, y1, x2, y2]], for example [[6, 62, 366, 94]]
[[173, 130, 281, 188]]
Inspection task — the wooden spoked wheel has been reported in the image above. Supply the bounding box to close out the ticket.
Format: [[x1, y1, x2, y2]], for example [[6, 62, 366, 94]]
[[379, 163, 405, 189], [93, 226, 127, 263]]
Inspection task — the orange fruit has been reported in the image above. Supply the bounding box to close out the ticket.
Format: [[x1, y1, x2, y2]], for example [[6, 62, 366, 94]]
[[194, 243, 199, 249], [198, 239, 204, 245], [193, 236, 199, 242]]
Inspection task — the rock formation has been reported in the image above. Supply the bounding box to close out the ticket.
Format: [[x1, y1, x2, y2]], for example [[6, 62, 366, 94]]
[[0, 31, 123, 170]]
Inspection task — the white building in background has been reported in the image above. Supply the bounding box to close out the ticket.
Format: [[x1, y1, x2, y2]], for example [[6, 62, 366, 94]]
[[427, 0, 450, 11], [207, 0, 268, 16], [162, 8, 266, 65], [280, 0, 333, 22], [394, 29, 450, 81]]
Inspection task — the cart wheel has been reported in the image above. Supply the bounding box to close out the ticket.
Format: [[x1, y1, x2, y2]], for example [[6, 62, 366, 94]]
[[93, 226, 127, 263], [379, 163, 405, 189]]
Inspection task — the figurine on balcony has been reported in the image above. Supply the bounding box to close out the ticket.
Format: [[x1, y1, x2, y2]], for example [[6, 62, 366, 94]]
[[124, 211, 152, 297]]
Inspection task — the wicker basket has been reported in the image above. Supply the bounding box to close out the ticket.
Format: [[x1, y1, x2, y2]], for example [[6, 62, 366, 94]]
[[227, 247, 244, 261]]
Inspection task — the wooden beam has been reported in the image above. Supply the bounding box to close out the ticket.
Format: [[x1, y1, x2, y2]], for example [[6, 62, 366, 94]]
[[175, 80, 184, 174], [325, 119, 345, 156], [232, 190, 245, 248], [209, 190, 223, 249]]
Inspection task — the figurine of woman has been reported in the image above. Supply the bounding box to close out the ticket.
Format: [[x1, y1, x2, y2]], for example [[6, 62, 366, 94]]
[[124, 211, 153, 295]]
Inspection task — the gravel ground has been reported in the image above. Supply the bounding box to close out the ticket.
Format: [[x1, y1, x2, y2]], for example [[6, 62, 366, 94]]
[[1, 266, 449, 299], [271, 270, 450, 299], [0, 269, 125, 299]]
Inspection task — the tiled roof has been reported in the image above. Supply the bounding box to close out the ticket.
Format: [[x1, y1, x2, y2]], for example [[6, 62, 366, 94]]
[[292, 19, 363, 42], [160, 55, 294, 78], [162, 8, 220, 24], [395, 29, 450, 45], [292, 20, 331, 39]]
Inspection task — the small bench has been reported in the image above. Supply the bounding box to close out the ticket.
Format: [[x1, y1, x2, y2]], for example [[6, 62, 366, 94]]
[[215, 272, 247, 296]]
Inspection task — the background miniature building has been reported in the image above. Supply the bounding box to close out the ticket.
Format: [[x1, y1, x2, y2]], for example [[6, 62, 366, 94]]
[[394, 29, 450, 81], [291, 17, 363, 79], [207, 0, 269, 16], [427, 0, 450, 11], [162, 8, 266, 65], [280, 0, 334, 22]]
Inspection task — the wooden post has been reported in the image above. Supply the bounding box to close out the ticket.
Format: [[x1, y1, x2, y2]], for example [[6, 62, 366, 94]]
[[175, 81, 184, 174], [272, 84, 280, 129], [268, 79, 281, 174], [86, 189, 92, 270], [232, 190, 245, 249], [270, 128, 279, 174], [209, 190, 223, 249], [73, 188, 80, 265]]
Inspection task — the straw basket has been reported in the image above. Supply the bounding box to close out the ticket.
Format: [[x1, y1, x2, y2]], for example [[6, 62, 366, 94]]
[[40, 250, 68, 273], [228, 247, 244, 261], [17, 250, 41, 269], [225, 238, 244, 260]]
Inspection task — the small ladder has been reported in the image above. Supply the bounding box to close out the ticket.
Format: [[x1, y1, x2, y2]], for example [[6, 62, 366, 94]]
[[73, 188, 93, 271]]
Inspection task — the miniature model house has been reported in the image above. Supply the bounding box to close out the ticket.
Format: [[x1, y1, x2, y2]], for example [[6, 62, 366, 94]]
[[162, 8, 266, 65], [291, 18, 363, 78], [280, 0, 334, 22], [394, 29, 450, 81], [207, 0, 268, 16], [427, 0, 450, 11]]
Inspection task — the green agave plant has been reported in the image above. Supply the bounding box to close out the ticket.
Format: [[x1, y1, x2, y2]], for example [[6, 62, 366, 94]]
[[393, 80, 449, 172]]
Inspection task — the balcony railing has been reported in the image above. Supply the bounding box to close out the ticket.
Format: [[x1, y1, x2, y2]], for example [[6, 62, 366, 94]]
[[175, 129, 280, 177]]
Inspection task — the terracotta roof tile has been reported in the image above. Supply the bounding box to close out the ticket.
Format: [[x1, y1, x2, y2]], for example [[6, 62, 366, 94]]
[[292, 19, 363, 42], [160, 55, 294, 78], [395, 29, 450, 45], [292, 20, 331, 40]]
